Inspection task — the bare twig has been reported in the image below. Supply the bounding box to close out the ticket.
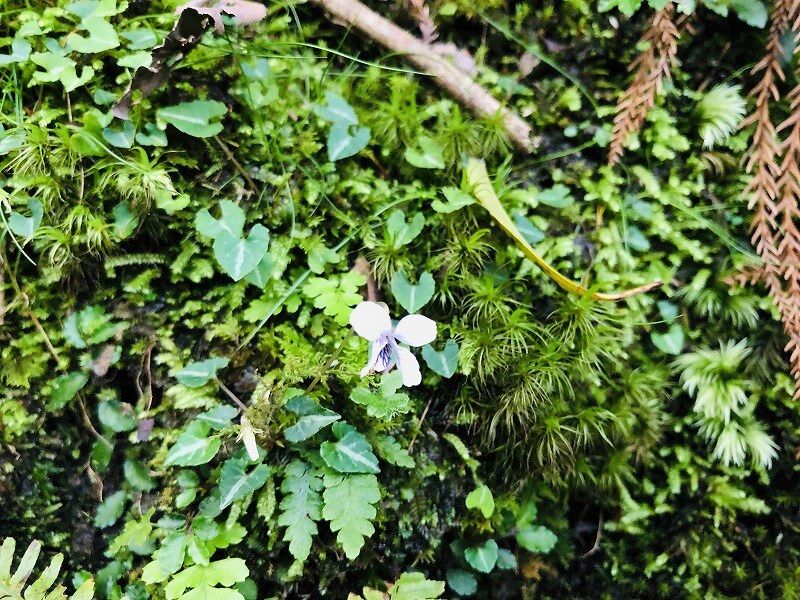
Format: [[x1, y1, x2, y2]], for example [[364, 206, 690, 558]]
[[310, 0, 535, 152], [216, 378, 249, 412], [214, 135, 260, 197]]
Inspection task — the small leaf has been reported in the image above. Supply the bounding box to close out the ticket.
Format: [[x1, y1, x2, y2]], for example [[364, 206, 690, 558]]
[[404, 136, 445, 169], [391, 271, 435, 314], [516, 525, 557, 554], [320, 422, 380, 474], [446, 568, 477, 596], [284, 396, 341, 442], [195, 201, 246, 240], [391, 572, 446, 599], [496, 548, 518, 570], [95, 490, 127, 528], [197, 405, 239, 430], [327, 123, 371, 161], [243, 253, 275, 288], [386, 210, 425, 247], [464, 539, 498, 573], [8, 198, 43, 238], [113, 200, 138, 239], [0, 38, 32, 65], [512, 212, 545, 244], [124, 459, 156, 491], [277, 460, 323, 563], [157, 100, 227, 138], [164, 421, 221, 467], [431, 187, 475, 213], [103, 119, 136, 148], [213, 224, 270, 281], [322, 472, 381, 559], [651, 323, 684, 355], [536, 184, 574, 208], [731, 0, 767, 27], [49, 372, 88, 410], [314, 92, 358, 125], [174, 357, 230, 388], [67, 17, 120, 53], [465, 485, 495, 518], [217, 457, 271, 510], [422, 339, 459, 378], [98, 400, 137, 433]]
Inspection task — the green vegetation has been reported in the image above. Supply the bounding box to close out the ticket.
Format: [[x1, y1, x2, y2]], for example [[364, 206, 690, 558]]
[[1, 0, 799, 598]]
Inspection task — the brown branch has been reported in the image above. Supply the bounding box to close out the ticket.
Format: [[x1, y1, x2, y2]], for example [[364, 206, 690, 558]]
[[310, 0, 535, 153], [608, 6, 679, 166]]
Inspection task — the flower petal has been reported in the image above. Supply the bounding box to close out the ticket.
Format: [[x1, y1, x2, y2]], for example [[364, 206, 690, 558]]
[[350, 301, 392, 341], [396, 346, 422, 387], [394, 314, 437, 347], [240, 416, 260, 461], [361, 339, 394, 376]]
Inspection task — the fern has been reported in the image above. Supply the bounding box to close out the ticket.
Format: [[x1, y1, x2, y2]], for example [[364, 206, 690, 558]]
[[0, 538, 94, 600], [322, 471, 381, 560], [697, 84, 746, 149]]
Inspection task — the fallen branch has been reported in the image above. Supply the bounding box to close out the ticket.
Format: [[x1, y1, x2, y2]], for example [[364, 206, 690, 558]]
[[310, 0, 535, 153]]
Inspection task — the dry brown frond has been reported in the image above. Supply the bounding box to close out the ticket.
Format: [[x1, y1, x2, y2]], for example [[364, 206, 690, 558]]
[[608, 6, 680, 166], [406, 0, 437, 45], [742, 0, 800, 396]]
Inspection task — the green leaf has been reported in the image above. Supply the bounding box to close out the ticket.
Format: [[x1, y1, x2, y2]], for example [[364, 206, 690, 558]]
[[98, 400, 137, 433], [213, 225, 270, 281], [731, 0, 767, 27], [597, 0, 644, 16], [195, 201, 246, 240], [320, 422, 380, 474], [164, 558, 248, 600], [314, 92, 358, 125], [422, 339, 459, 378], [515, 501, 538, 529], [404, 136, 445, 169], [431, 186, 474, 213], [174, 357, 230, 388], [103, 119, 136, 148], [0, 38, 32, 65], [157, 100, 227, 138], [154, 531, 189, 576], [512, 212, 545, 244], [327, 123, 371, 161], [516, 525, 557, 554], [136, 123, 168, 147], [164, 421, 221, 467], [197, 405, 238, 430], [536, 184, 574, 208], [391, 572, 446, 599], [217, 458, 271, 510], [349, 378, 412, 421], [284, 396, 340, 442], [8, 198, 43, 238], [277, 460, 323, 562], [67, 17, 120, 53], [496, 548, 518, 570], [446, 569, 477, 596], [386, 210, 425, 247], [391, 271, 435, 314], [49, 371, 88, 410], [464, 539, 498, 573], [243, 253, 275, 289], [112, 201, 138, 239], [124, 459, 156, 491], [465, 485, 495, 518], [322, 471, 381, 559], [651, 323, 684, 356], [302, 272, 366, 325], [95, 490, 127, 528], [374, 435, 415, 468], [62, 305, 120, 348]]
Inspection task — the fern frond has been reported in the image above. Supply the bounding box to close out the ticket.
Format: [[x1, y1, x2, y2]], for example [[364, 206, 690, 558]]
[[697, 84, 747, 148], [104, 253, 166, 271], [608, 6, 680, 166], [0, 537, 94, 600]]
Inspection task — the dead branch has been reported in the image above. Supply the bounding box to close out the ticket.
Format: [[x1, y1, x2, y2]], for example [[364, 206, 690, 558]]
[[309, 0, 535, 153]]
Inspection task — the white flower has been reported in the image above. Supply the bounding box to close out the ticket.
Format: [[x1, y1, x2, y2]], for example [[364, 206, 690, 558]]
[[349, 301, 437, 387], [238, 415, 260, 461]]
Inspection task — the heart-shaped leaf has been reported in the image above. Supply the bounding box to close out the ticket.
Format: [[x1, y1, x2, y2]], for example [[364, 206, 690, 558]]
[[217, 457, 271, 510], [213, 224, 270, 281], [404, 136, 445, 169], [195, 200, 246, 239], [8, 198, 43, 238], [327, 123, 370, 161], [431, 186, 474, 213], [157, 100, 227, 138], [464, 539, 498, 573], [243, 252, 275, 288], [391, 270, 435, 314], [422, 339, 459, 378], [516, 525, 557, 554], [164, 421, 221, 467], [465, 485, 495, 518], [651, 323, 684, 355]]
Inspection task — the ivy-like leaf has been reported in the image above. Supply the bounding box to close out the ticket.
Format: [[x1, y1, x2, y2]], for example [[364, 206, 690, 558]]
[[516, 525, 557, 554], [404, 136, 445, 169], [217, 457, 271, 510], [422, 339, 459, 378], [164, 421, 221, 467], [391, 271, 435, 314], [284, 396, 340, 442], [195, 201, 246, 240], [322, 471, 381, 560], [465, 485, 495, 519], [95, 490, 127, 528], [174, 357, 230, 388], [464, 539, 498, 573], [277, 460, 323, 562], [157, 100, 227, 138], [8, 198, 43, 238], [213, 224, 270, 281], [320, 422, 380, 474]]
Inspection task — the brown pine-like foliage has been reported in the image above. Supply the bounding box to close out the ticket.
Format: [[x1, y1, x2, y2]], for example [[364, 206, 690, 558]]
[[406, 0, 437, 45], [742, 0, 800, 396], [608, 6, 680, 166]]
